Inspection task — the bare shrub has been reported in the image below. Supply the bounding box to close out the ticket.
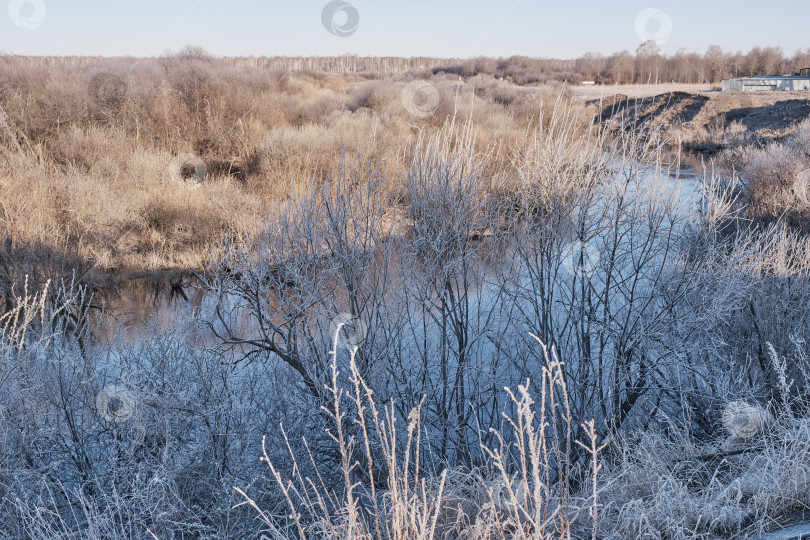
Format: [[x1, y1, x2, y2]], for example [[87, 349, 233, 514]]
[[738, 120, 810, 222], [347, 80, 400, 112], [743, 143, 805, 214], [0, 283, 278, 538]]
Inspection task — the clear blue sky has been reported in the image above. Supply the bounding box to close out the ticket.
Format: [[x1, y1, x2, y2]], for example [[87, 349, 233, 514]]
[[2, 0, 809, 59]]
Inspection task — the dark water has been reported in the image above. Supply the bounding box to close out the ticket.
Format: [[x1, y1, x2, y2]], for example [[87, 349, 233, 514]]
[[90, 273, 209, 342]]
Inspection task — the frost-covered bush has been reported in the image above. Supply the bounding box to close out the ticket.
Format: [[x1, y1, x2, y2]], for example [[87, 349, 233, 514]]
[[739, 121, 810, 220], [598, 410, 810, 539], [0, 284, 280, 538]]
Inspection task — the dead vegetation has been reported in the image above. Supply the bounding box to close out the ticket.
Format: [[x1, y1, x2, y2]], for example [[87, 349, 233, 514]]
[[0, 55, 580, 280], [6, 51, 810, 540]]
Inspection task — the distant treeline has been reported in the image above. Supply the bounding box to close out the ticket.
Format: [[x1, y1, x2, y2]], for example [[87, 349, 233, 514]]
[[5, 42, 810, 84], [435, 43, 810, 85]]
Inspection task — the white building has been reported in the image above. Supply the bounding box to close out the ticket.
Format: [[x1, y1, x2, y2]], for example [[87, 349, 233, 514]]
[[722, 76, 810, 92]]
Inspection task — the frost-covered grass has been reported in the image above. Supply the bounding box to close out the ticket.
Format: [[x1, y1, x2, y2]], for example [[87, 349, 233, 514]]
[[5, 80, 810, 539]]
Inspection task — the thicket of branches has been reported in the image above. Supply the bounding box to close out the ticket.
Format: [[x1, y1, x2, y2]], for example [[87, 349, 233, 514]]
[[4, 92, 810, 538], [5, 44, 810, 538]]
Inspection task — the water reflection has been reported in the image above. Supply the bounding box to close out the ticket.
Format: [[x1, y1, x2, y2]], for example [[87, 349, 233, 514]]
[[91, 273, 207, 342], [89, 165, 703, 345]]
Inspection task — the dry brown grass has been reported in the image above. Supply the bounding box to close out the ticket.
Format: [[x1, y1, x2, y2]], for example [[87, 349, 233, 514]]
[[0, 56, 586, 275]]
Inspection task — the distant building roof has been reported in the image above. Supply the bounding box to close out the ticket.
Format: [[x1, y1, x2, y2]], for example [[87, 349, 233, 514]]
[[749, 75, 810, 79]]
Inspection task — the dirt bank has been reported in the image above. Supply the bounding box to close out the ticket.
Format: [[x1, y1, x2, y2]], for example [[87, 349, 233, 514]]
[[593, 90, 810, 155]]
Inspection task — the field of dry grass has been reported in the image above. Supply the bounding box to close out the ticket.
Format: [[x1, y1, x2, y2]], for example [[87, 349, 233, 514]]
[[4, 56, 806, 285], [0, 55, 583, 279]]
